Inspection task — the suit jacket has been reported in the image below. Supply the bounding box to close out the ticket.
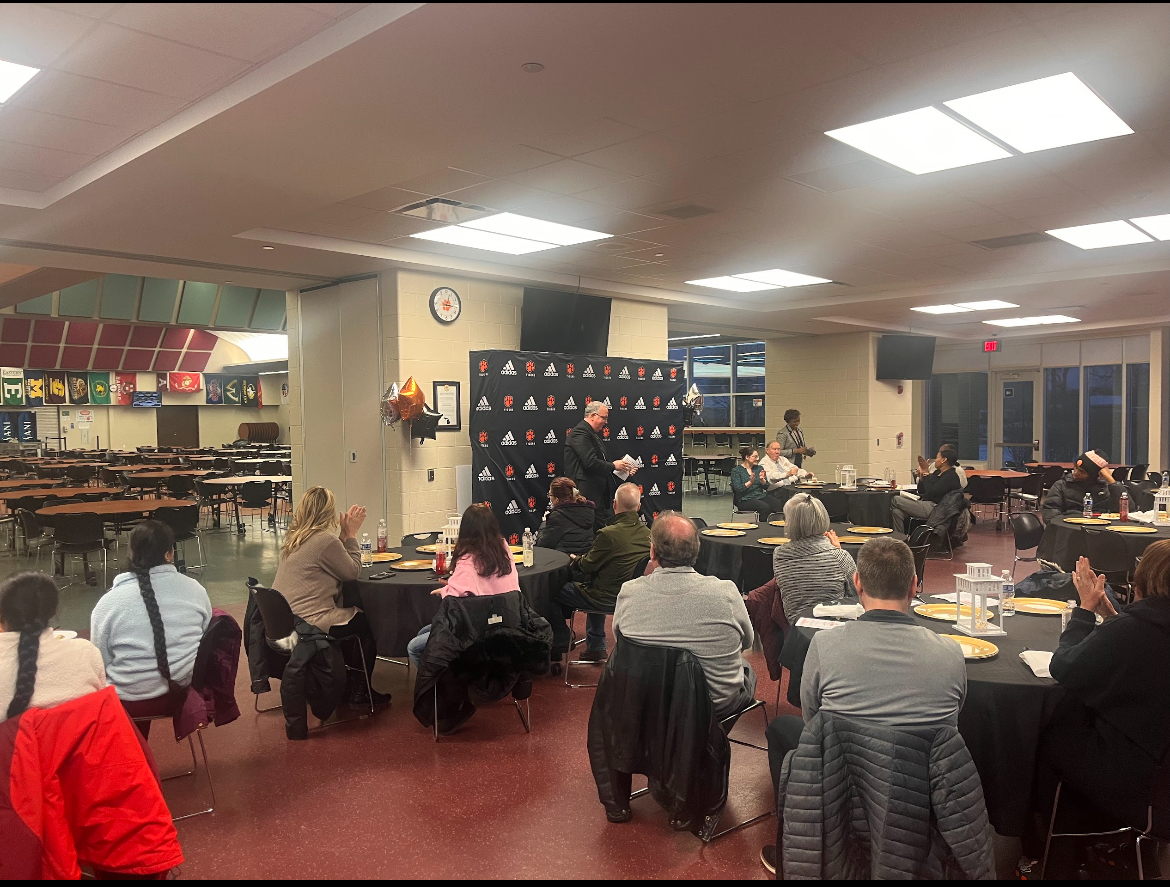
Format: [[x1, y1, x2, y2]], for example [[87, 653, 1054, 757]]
[[565, 420, 613, 508], [776, 425, 808, 466]]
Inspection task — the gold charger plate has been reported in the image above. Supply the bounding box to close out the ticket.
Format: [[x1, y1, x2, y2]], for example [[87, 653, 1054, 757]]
[[513, 552, 526, 563], [718, 521, 758, 530], [1064, 516, 1109, 525], [1109, 525, 1157, 534], [914, 602, 994, 621], [390, 559, 434, 571], [371, 552, 402, 562], [416, 543, 440, 553], [757, 536, 789, 545], [849, 526, 893, 535], [940, 634, 999, 660], [702, 528, 746, 537], [796, 483, 823, 488], [510, 545, 524, 553], [836, 536, 871, 544], [1012, 597, 1068, 615], [768, 519, 785, 527], [1098, 513, 1121, 520]]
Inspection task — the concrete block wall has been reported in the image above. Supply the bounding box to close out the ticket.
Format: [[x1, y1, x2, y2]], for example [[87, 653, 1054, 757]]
[[608, 298, 668, 360]]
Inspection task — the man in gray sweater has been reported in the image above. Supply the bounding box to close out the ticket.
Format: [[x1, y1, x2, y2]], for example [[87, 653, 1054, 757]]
[[613, 512, 756, 719]]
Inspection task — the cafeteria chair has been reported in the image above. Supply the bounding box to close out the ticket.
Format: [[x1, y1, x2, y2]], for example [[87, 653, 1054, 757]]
[[238, 481, 275, 534], [683, 456, 699, 493], [766, 512, 785, 523], [1009, 472, 1044, 512], [966, 475, 1007, 531], [66, 465, 96, 487], [714, 432, 731, 450], [1130, 463, 1149, 484], [1111, 466, 1131, 483], [1084, 529, 1135, 603], [687, 517, 707, 529], [1149, 470, 1164, 485], [731, 509, 760, 523], [15, 508, 51, 565], [755, 433, 766, 449], [1008, 512, 1044, 581], [691, 432, 707, 450], [154, 505, 205, 573], [711, 455, 735, 494], [561, 555, 651, 689], [1040, 753, 1170, 880], [402, 531, 440, 546], [739, 544, 774, 594], [164, 475, 196, 498], [1040, 465, 1066, 492], [260, 459, 283, 475], [51, 512, 115, 588]]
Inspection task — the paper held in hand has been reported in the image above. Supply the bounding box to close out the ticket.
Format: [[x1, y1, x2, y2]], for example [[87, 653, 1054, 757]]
[[613, 454, 643, 481]]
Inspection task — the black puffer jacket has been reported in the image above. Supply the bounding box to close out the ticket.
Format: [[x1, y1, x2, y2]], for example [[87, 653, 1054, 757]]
[[1042, 476, 1120, 522], [535, 500, 596, 554]]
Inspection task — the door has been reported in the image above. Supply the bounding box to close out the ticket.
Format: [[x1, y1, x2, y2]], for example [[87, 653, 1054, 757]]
[[992, 372, 1041, 468], [156, 405, 200, 448]]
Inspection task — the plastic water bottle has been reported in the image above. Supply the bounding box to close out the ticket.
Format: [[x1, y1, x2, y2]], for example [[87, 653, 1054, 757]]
[[376, 518, 388, 553], [360, 533, 373, 566], [1061, 600, 1076, 632], [1000, 570, 1015, 616], [1162, 471, 1169, 489], [1082, 493, 1093, 518], [1119, 489, 1129, 522], [522, 527, 535, 568]]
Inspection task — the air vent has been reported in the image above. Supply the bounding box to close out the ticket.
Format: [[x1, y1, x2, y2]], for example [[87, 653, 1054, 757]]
[[656, 203, 717, 220], [394, 197, 490, 224], [970, 232, 1054, 250]]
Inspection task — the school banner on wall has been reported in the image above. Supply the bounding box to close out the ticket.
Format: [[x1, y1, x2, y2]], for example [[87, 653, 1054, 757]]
[[66, 372, 89, 404], [468, 350, 685, 544], [113, 372, 136, 405], [88, 372, 111, 404], [2, 369, 23, 406], [23, 371, 43, 407], [168, 372, 201, 393], [45, 372, 66, 405]]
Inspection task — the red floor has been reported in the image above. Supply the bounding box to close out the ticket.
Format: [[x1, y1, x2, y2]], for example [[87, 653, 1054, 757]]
[[160, 514, 1023, 879]]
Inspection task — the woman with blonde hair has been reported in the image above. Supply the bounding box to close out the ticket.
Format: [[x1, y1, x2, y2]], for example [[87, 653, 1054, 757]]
[[273, 486, 387, 705]]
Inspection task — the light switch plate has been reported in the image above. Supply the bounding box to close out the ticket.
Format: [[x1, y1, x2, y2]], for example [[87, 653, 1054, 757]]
[[427, 469, 435, 482]]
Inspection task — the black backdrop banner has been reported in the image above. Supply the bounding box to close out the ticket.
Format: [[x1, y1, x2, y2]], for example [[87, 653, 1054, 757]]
[[470, 350, 685, 544]]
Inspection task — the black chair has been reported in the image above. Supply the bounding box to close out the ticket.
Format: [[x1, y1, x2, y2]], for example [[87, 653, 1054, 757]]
[[908, 540, 929, 596], [52, 512, 114, 588], [165, 475, 196, 498], [66, 465, 95, 487], [712, 456, 736, 494], [563, 556, 650, 689], [1149, 470, 1163, 485], [402, 531, 439, 546], [687, 516, 708, 529], [966, 475, 1007, 530], [740, 544, 774, 593], [1111, 466, 1131, 483], [1084, 529, 1135, 602], [1009, 472, 1044, 511], [766, 512, 785, 524], [1008, 512, 1044, 580], [15, 508, 51, 565], [260, 460, 282, 476], [212, 458, 230, 472], [1130, 463, 1148, 484], [691, 432, 707, 450], [154, 505, 205, 572], [818, 490, 848, 522], [238, 481, 274, 534], [713, 433, 731, 450], [1040, 465, 1066, 492], [683, 456, 699, 493]]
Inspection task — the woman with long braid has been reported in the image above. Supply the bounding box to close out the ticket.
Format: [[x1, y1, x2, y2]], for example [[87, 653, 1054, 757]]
[[91, 521, 211, 736], [0, 572, 106, 721]]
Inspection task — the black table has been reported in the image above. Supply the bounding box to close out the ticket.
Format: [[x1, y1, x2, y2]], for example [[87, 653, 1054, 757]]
[[779, 603, 1066, 837], [1036, 515, 1170, 571], [695, 521, 905, 588], [346, 546, 571, 657]]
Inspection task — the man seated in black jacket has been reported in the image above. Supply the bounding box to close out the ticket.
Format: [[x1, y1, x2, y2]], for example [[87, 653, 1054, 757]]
[[1041, 450, 1120, 523], [890, 444, 962, 533]]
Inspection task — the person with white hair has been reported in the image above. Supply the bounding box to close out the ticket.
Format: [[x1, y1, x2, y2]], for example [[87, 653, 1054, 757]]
[[772, 493, 857, 623], [565, 400, 637, 531]]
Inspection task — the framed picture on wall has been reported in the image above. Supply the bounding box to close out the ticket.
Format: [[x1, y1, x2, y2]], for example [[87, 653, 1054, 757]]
[[433, 380, 461, 432]]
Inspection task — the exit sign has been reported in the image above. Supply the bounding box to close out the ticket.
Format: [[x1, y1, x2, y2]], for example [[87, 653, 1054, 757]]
[[983, 340, 1000, 353]]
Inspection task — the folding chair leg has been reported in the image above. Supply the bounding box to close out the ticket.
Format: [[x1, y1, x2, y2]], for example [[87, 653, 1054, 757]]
[[254, 691, 281, 713], [513, 697, 531, 733], [172, 730, 216, 822]]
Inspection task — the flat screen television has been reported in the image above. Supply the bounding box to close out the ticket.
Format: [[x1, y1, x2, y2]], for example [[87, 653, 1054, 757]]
[[520, 288, 611, 355], [876, 335, 936, 380]]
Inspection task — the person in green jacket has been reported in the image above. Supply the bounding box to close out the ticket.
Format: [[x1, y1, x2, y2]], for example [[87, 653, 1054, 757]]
[[730, 447, 787, 518], [550, 482, 650, 663]]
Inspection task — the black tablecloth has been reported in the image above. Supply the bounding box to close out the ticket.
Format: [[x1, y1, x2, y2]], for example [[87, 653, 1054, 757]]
[[1036, 515, 1170, 571], [345, 546, 571, 657], [778, 604, 1066, 837], [695, 521, 905, 588]]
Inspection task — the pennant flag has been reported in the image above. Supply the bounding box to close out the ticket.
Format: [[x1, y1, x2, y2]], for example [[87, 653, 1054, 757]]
[[88, 372, 111, 404], [223, 377, 242, 405], [156, 373, 169, 393], [0, 413, 12, 442], [2, 369, 23, 406], [204, 375, 223, 405], [17, 411, 34, 442], [45, 371, 66, 405], [168, 371, 201, 393], [66, 372, 89, 405], [23, 371, 43, 407], [241, 376, 259, 407], [113, 372, 136, 406]]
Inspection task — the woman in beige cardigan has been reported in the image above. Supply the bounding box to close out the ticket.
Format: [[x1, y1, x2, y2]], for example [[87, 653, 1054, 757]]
[[273, 486, 388, 705]]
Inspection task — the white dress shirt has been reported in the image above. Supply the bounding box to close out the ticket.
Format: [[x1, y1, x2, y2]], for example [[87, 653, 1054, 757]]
[[760, 453, 808, 490]]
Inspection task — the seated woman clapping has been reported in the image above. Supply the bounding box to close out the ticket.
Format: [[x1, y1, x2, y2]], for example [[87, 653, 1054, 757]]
[[90, 521, 211, 736], [1, 572, 107, 721], [407, 504, 519, 667], [535, 477, 596, 554]]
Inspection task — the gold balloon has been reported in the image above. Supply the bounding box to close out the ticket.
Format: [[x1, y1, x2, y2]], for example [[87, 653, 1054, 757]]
[[396, 376, 425, 420]]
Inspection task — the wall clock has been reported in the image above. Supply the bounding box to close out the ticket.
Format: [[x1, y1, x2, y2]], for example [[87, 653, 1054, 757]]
[[429, 287, 461, 324]]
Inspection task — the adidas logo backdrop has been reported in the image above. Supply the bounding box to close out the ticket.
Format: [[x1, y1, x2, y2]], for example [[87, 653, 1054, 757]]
[[470, 349, 685, 543]]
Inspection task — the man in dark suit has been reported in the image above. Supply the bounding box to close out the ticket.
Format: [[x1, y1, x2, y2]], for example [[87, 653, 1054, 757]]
[[565, 401, 636, 530]]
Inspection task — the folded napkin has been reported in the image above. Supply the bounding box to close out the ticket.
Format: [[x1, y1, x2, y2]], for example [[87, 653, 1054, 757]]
[[1127, 510, 1158, 525], [795, 616, 848, 631], [813, 602, 865, 620], [898, 490, 921, 501], [1020, 650, 1053, 679]]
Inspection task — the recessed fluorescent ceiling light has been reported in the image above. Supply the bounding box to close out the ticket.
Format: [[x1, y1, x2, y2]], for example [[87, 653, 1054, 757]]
[[911, 304, 972, 314], [825, 106, 1010, 175], [944, 73, 1132, 154], [686, 276, 776, 292], [1046, 220, 1152, 249], [983, 315, 1080, 328], [954, 300, 1019, 310], [1129, 214, 1170, 241], [0, 59, 38, 103], [461, 212, 610, 246], [735, 268, 832, 287], [668, 334, 720, 342]]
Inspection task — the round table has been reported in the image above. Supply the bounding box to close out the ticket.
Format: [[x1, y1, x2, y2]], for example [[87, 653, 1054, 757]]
[[36, 497, 195, 521], [345, 546, 571, 657], [967, 469, 1030, 480], [199, 475, 291, 532], [125, 469, 214, 479], [778, 603, 1066, 837], [0, 485, 121, 502], [695, 520, 905, 588], [0, 478, 66, 491], [1037, 515, 1170, 571]]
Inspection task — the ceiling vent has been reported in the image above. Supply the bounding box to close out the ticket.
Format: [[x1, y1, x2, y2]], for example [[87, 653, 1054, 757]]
[[394, 197, 490, 224], [656, 203, 717, 220], [970, 231, 1055, 250]]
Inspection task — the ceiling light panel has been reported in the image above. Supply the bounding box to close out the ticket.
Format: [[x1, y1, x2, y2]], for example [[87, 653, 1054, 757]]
[[910, 304, 972, 314], [1046, 220, 1152, 250], [668, 334, 720, 342], [1129, 214, 1170, 241], [825, 106, 1010, 175], [736, 268, 832, 287], [0, 60, 39, 103], [983, 315, 1080, 328], [410, 225, 555, 255], [686, 276, 777, 293], [944, 73, 1132, 154], [953, 300, 1020, 310], [461, 212, 611, 246]]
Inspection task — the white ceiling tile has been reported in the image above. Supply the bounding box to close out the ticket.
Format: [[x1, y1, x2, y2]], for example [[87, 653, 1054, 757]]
[[522, 117, 646, 158], [993, 191, 1103, 222], [342, 186, 428, 212], [39, 4, 120, 19], [449, 144, 562, 178], [0, 4, 95, 68], [574, 134, 690, 177], [294, 3, 362, 17], [391, 167, 491, 196], [0, 106, 136, 157], [0, 139, 92, 178], [572, 177, 681, 213], [576, 209, 671, 237], [57, 23, 251, 100], [506, 158, 631, 195], [109, 2, 333, 63], [0, 167, 61, 191], [915, 205, 1014, 232], [510, 196, 611, 226], [290, 202, 376, 228], [440, 179, 557, 213], [9, 70, 185, 130]]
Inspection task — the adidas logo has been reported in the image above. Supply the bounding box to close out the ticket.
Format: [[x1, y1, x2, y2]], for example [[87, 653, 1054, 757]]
[[523, 396, 537, 411], [505, 500, 521, 515], [525, 464, 538, 479], [666, 397, 677, 410], [603, 396, 612, 408], [475, 396, 491, 411], [501, 431, 517, 446], [650, 426, 662, 439], [544, 430, 558, 444], [634, 397, 646, 410], [582, 365, 595, 378], [665, 454, 677, 465], [618, 367, 631, 379], [500, 360, 517, 376], [544, 363, 558, 377], [649, 483, 660, 496], [563, 396, 576, 410], [478, 467, 494, 481], [652, 368, 663, 380], [616, 428, 628, 440]]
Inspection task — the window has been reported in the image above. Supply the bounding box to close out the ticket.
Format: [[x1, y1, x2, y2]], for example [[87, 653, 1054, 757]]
[[667, 347, 688, 387], [1083, 364, 1122, 460], [690, 344, 732, 394], [1043, 367, 1080, 461], [735, 395, 765, 427], [1126, 362, 1150, 465], [702, 395, 731, 426], [925, 372, 987, 461], [734, 342, 765, 392], [669, 341, 765, 426]]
